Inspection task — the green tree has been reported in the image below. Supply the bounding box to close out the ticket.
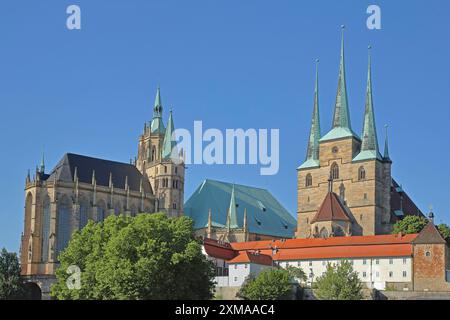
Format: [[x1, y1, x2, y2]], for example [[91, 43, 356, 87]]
[[237, 268, 295, 300], [314, 260, 363, 300], [392, 215, 428, 235], [437, 224, 450, 243], [51, 213, 215, 300], [0, 248, 25, 300]]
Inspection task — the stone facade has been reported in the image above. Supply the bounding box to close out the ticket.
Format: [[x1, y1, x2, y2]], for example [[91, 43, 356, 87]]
[[297, 136, 393, 238]]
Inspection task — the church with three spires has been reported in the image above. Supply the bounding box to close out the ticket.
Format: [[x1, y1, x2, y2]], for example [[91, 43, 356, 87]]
[[296, 29, 423, 239]]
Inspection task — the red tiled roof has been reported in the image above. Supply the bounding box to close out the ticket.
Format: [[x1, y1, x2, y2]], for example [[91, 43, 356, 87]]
[[230, 233, 418, 251], [311, 192, 351, 223], [203, 238, 237, 260], [228, 251, 273, 266], [273, 244, 413, 261]]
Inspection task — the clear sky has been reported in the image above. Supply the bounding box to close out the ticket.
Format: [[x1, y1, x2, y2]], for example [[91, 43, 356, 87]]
[[1, 0, 449, 252]]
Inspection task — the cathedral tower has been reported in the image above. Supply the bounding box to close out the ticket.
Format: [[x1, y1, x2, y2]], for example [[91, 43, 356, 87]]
[[136, 87, 185, 217], [297, 30, 393, 238]]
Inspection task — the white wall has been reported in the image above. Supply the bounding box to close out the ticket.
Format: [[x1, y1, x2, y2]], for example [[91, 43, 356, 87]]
[[228, 263, 271, 287], [279, 256, 412, 289]]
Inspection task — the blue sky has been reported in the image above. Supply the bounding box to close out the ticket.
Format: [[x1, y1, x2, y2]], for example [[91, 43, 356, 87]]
[[1, 0, 449, 252]]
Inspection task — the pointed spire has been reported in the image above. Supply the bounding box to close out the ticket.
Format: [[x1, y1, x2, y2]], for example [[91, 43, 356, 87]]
[[154, 85, 162, 109], [383, 124, 391, 161], [207, 208, 213, 236], [109, 172, 113, 188], [360, 45, 379, 153], [73, 167, 78, 182], [162, 110, 178, 160], [25, 169, 31, 184], [124, 175, 129, 190], [150, 86, 166, 134], [226, 184, 239, 229], [299, 59, 321, 170], [91, 170, 96, 185], [40, 151, 45, 174], [306, 59, 321, 158], [332, 25, 351, 130]]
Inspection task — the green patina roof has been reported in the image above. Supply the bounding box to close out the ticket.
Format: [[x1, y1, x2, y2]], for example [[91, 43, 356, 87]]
[[321, 28, 359, 142], [150, 87, 166, 134], [299, 61, 321, 170], [162, 110, 177, 160], [356, 47, 381, 161], [320, 126, 358, 142], [184, 179, 297, 238]]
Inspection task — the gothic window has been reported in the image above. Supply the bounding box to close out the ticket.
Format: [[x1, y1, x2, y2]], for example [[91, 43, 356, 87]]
[[358, 166, 366, 181], [151, 146, 156, 162], [305, 174, 312, 187], [333, 226, 345, 237], [173, 203, 177, 210], [41, 196, 51, 263], [330, 162, 339, 180], [164, 166, 167, 173], [24, 193, 32, 238], [56, 195, 72, 258], [175, 167, 178, 174], [79, 197, 89, 230], [319, 227, 329, 238], [97, 200, 106, 222], [114, 201, 122, 216]]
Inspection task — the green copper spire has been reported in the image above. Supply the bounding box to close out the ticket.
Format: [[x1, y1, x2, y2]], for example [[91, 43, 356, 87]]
[[298, 60, 321, 170], [150, 86, 166, 134], [320, 26, 358, 142], [40, 151, 45, 174], [332, 26, 351, 129], [383, 124, 391, 161], [354, 46, 382, 161], [226, 184, 239, 229], [162, 110, 178, 160]]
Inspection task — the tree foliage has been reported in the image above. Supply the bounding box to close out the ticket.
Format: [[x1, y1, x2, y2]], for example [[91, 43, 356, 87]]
[[51, 213, 215, 300], [0, 248, 24, 300], [437, 224, 450, 243], [314, 260, 363, 300], [237, 268, 298, 300], [392, 215, 428, 235]]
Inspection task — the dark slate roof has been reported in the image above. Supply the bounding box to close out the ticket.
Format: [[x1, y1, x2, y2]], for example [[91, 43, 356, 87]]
[[390, 179, 424, 220], [184, 179, 297, 238], [47, 153, 152, 193]]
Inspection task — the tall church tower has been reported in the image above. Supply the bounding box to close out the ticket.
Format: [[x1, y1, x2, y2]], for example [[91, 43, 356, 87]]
[[297, 29, 392, 238], [136, 87, 185, 217]]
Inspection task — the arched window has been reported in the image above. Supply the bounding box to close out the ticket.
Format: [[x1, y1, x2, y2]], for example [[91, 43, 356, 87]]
[[305, 174, 312, 187], [97, 200, 106, 222], [79, 196, 89, 230], [151, 146, 156, 162], [130, 205, 138, 217], [24, 193, 33, 262], [319, 227, 329, 238], [333, 225, 345, 237], [330, 162, 339, 180], [56, 195, 72, 258], [358, 166, 366, 181], [41, 196, 51, 262], [114, 201, 122, 216]]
